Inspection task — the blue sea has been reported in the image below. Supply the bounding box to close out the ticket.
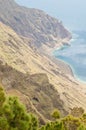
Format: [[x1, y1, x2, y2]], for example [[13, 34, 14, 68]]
[[53, 31, 86, 83]]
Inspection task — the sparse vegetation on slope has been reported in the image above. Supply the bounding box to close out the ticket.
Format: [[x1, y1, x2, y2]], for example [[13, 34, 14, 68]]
[[0, 0, 71, 48], [0, 84, 38, 130], [0, 61, 67, 123], [0, 85, 86, 130], [0, 21, 86, 124], [0, 1, 86, 128]]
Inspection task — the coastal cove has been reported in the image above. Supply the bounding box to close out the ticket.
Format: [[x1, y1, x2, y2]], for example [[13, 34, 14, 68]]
[[53, 31, 86, 83]]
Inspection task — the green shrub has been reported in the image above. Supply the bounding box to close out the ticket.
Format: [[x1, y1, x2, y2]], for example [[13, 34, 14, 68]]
[[51, 109, 60, 119], [78, 124, 86, 130], [1, 84, 86, 130]]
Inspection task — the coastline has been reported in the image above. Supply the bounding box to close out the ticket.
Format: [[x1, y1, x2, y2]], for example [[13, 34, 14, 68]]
[[53, 57, 86, 84], [40, 38, 74, 76], [52, 42, 86, 84], [41, 38, 71, 55], [41, 38, 86, 85]]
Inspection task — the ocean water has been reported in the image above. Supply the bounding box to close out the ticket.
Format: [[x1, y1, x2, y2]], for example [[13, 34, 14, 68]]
[[53, 31, 86, 82]]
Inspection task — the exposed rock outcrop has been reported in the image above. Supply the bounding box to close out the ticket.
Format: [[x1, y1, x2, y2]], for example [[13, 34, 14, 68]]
[[0, 0, 71, 48]]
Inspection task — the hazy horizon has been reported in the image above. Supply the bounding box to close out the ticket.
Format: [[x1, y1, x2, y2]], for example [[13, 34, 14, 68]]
[[15, 0, 86, 31]]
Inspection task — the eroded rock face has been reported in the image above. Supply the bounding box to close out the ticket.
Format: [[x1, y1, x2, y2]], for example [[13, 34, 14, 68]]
[[0, 61, 67, 122], [0, 0, 71, 47], [1, 0, 86, 125]]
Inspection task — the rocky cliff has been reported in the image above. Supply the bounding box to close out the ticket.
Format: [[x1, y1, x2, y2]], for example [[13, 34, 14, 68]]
[[0, 0, 71, 48], [0, 0, 86, 124], [0, 22, 86, 121], [0, 61, 68, 123]]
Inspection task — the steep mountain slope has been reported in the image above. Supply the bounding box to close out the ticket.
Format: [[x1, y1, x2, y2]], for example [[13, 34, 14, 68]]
[[0, 22, 68, 122], [0, 61, 67, 123], [0, 0, 71, 48], [0, 22, 72, 75], [0, 0, 86, 124], [0, 21, 86, 120]]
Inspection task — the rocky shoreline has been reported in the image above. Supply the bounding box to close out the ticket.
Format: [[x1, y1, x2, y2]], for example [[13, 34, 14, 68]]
[[40, 37, 86, 85], [39, 37, 74, 76], [50, 40, 86, 85]]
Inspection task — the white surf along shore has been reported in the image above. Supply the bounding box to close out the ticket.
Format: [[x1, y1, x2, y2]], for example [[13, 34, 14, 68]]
[[41, 36, 86, 85]]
